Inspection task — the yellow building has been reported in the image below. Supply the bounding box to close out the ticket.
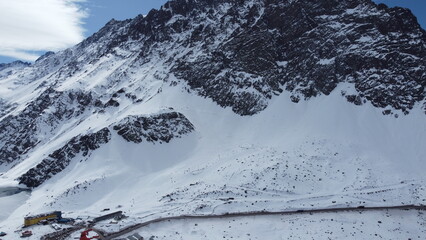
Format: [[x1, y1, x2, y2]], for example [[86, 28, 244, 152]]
[[24, 211, 62, 227]]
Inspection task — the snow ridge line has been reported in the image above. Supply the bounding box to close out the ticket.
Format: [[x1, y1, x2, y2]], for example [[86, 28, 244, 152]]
[[102, 204, 426, 239]]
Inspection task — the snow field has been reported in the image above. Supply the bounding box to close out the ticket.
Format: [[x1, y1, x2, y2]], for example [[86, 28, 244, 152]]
[[0, 74, 425, 239]]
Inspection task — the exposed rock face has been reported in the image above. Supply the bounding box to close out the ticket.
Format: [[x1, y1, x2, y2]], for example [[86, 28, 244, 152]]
[[164, 0, 426, 115], [4, 0, 423, 116], [8, 0, 421, 116], [0, 0, 424, 188], [0, 88, 56, 165], [0, 88, 100, 165], [17, 128, 111, 188], [16, 110, 194, 188], [113, 111, 195, 143], [0, 99, 15, 118]]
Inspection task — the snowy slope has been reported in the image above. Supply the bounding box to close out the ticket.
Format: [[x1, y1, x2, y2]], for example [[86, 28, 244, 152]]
[[1, 82, 425, 239], [0, 0, 425, 239]]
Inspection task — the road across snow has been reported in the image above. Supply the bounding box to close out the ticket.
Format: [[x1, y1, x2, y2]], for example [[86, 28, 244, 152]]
[[89, 206, 426, 240]]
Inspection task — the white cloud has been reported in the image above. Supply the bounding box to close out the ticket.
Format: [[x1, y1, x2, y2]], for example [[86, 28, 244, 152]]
[[0, 0, 87, 61]]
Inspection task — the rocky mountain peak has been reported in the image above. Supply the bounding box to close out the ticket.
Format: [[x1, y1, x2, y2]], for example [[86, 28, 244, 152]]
[[0, 0, 424, 176], [0, 2, 425, 236], [0, 2, 426, 239], [0, 60, 30, 69]]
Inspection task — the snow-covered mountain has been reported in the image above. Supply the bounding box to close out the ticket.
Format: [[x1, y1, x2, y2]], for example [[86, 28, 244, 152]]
[[0, 0, 425, 239]]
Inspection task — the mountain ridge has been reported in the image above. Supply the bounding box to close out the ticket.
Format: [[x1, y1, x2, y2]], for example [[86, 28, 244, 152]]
[[0, 0, 424, 182], [0, 0, 425, 238], [45, 0, 426, 115]]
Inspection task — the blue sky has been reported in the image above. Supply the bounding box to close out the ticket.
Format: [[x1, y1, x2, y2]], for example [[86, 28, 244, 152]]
[[0, 0, 424, 64]]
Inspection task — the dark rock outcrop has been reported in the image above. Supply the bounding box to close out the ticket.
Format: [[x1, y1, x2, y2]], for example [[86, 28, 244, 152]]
[[17, 128, 111, 188], [16, 110, 194, 188], [0, 88, 100, 165], [164, 0, 425, 115], [113, 111, 195, 143]]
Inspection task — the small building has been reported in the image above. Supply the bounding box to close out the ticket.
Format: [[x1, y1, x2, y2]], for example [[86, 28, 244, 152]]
[[92, 211, 123, 223], [24, 211, 62, 227]]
